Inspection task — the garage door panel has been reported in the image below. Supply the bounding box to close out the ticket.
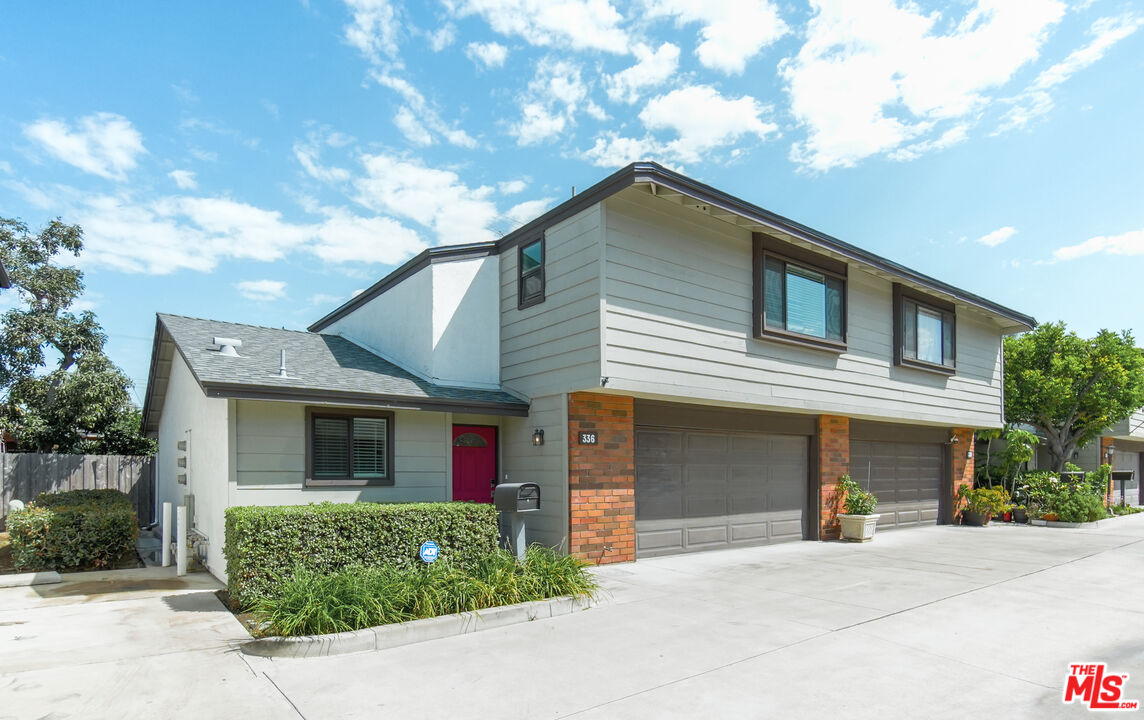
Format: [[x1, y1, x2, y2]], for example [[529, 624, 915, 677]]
[[635, 427, 807, 557], [851, 440, 942, 531], [634, 464, 682, 521]]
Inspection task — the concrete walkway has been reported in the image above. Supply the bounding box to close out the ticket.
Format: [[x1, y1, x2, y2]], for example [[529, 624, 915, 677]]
[[3, 517, 1144, 719]]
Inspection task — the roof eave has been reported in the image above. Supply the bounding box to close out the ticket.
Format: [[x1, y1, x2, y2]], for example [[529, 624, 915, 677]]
[[199, 381, 530, 417]]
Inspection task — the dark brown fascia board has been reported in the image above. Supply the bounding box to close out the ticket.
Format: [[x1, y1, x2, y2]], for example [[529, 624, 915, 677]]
[[140, 316, 171, 437], [309, 242, 499, 332], [200, 382, 530, 417], [310, 162, 1036, 334]]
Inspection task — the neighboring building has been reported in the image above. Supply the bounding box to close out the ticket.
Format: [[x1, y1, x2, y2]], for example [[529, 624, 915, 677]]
[[142, 162, 1035, 581], [1029, 409, 1144, 504]]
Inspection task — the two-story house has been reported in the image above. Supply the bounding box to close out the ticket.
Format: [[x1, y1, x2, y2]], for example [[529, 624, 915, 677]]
[[142, 162, 1035, 581]]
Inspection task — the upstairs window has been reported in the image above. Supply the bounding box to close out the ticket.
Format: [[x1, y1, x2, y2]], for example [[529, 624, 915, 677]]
[[894, 284, 956, 373], [307, 409, 394, 486], [754, 235, 847, 351], [518, 237, 545, 309]]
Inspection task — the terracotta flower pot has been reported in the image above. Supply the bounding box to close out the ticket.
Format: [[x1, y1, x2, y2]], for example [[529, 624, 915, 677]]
[[1043, 512, 1059, 522]]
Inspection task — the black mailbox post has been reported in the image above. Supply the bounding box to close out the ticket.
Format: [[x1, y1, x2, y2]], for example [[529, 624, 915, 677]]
[[494, 482, 541, 561]]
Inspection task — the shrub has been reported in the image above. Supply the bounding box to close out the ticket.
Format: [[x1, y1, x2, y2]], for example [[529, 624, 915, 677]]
[[958, 484, 1014, 516], [837, 475, 878, 515], [8, 489, 138, 571], [225, 502, 499, 608], [1055, 492, 1108, 523], [251, 546, 597, 637]]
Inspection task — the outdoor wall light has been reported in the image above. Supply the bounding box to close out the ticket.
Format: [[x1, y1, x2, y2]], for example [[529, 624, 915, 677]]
[[532, 428, 545, 446], [1106, 445, 1116, 461]]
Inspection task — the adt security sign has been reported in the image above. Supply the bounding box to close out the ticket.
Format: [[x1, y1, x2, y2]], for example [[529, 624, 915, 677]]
[[419, 540, 440, 564]]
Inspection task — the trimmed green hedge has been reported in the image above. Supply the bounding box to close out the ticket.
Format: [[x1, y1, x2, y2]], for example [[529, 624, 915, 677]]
[[9, 489, 138, 571], [224, 502, 499, 608]]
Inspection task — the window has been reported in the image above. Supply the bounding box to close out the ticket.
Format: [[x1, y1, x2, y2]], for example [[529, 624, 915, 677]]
[[518, 237, 545, 309], [306, 409, 394, 486], [894, 284, 956, 373], [754, 235, 847, 351]]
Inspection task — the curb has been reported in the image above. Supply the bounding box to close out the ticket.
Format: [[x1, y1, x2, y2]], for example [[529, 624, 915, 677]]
[[0, 571, 62, 588], [241, 594, 605, 659]]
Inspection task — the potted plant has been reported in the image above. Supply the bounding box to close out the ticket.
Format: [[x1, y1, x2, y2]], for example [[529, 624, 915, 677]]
[[837, 474, 879, 542], [958, 484, 1014, 526], [1012, 504, 1028, 523]]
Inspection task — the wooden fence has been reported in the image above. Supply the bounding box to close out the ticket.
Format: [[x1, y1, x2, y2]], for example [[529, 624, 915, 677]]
[[0, 453, 154, 529]]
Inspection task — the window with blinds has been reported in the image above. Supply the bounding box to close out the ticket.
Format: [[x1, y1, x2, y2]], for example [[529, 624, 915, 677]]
[[308, 411, 393, 485], [894, 283, 956, 372], [760, 253, 846, 347]]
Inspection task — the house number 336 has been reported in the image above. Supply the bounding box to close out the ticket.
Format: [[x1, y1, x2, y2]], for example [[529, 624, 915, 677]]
[[578, 432, 598, 445]]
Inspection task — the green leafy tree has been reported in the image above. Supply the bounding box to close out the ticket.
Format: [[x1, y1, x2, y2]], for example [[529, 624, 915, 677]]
[[0, 217, 155, 454], [1004, 322, 1144, 472]]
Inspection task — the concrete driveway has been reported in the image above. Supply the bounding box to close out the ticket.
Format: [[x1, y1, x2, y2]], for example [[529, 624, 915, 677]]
[[3, 517, 1143, 719]]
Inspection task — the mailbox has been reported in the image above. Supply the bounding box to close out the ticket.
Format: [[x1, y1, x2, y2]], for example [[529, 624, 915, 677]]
[[495, 482, 541, 513]]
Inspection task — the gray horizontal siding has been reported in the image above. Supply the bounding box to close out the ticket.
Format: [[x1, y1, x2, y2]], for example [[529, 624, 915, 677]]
[[601, 190, 1005, 428], [500, 394, 568, 551], [500, 206, 602, 398], [233, 400, 449, 499]]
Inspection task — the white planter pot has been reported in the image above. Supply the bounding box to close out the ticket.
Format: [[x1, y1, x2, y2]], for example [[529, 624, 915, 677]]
[[839, 514, 880, 542]]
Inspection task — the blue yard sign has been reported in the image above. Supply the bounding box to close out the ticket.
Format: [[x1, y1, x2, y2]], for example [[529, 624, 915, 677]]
[[419, 540, 440, 564]]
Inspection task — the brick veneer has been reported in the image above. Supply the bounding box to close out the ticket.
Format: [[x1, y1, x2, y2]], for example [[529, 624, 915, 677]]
[[951, 427, 975, 520], [568, 392, 635, 564], [817, 415, 849, 539]]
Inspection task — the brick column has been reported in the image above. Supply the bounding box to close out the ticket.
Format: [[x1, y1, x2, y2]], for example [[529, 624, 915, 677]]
[[568, 392, 635, 564], [951, 427, 975, 521], [817, 415, 849, 539], [1101, 436, 1114, 504]]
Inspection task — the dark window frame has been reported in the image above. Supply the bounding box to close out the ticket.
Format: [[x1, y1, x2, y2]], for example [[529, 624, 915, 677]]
[[893, 283, 957, 374], [517, 235, 545, 310], [753, 233, 848, 353], [305, 406, 396, 487]]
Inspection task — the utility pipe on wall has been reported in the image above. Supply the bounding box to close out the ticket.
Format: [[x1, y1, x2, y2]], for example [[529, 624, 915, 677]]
[[176, 505, 187, 576], [161, 502, 172, 568]]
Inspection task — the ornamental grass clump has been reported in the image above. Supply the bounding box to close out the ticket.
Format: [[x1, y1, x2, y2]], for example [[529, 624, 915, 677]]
[[249, 546, 598, 638]]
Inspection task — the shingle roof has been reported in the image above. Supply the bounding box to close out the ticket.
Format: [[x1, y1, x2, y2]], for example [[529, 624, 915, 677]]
[[143, 314, 527, 433]]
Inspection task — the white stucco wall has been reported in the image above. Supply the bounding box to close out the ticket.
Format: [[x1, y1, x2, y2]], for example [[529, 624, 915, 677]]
[[325, 256, 500, 389], [156, 353, 230, 580]]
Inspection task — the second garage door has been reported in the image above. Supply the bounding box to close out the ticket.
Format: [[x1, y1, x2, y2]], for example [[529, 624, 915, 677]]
[[849, 441, 943, 528], [635, 427, 808, 558]]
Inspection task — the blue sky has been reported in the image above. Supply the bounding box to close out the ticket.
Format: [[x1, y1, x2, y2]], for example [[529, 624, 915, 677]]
[[2, 0, 1143, 403]]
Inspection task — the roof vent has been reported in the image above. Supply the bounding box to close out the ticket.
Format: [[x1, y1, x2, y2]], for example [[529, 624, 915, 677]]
[[274, 349, 294, 379], [212, 336, 243, 357]]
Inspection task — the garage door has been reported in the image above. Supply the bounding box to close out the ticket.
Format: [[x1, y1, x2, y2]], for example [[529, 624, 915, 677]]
[[1113, 451, 1140, 505], [849, 441, 943, 528], [635, 427, 807, 558]]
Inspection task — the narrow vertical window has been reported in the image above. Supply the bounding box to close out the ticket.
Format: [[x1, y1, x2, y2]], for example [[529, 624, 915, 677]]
[[518, 237, 545, 309]]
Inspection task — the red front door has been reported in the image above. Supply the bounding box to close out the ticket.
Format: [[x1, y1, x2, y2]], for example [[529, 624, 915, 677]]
[[452, 425, 497, 503]]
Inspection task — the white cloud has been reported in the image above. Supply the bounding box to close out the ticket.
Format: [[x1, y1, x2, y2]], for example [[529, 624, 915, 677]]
[[975, 226, 1017, 247], [235, 279, 287, 302], [168, 169, 198, 190], [605, 42, 679, 103], [343, 0, 401, 63], [23, 112, 146, 181], [353, 153, 500, 243], [428, 22, 457, 51], [503, 198, 555, 228], [781, 0, 1066, 171], [311, 207, 426, 264], [511, 58, 591, 145], [466, 41, 508, 68], [310, 293, 343, 306], [373, 72, 478, 148], [888, 123, 970, 161], [997, 13, 1143, 133], [449, 0, 629, 53], [639, 85, 777, 162], [294, 129, 353, 182], [646, 0, 787, 74], [498, 179, 528, 194], [581, 133, 664, 168], [1053, 228, 1144, 262]]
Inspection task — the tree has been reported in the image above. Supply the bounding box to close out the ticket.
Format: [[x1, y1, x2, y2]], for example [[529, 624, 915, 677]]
[[0, 217, 155, 454], [1004, 322, 1144, 472]]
